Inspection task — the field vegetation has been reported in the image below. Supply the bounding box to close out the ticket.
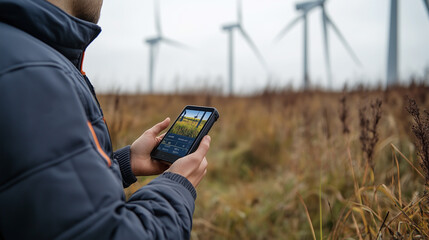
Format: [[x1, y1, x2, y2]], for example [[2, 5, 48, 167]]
[[99, 84, 429, 239], [170, 117, 206, 138]]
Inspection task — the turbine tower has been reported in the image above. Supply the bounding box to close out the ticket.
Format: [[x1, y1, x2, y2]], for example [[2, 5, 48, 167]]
[[145, 0, 188, 93], [221, 0, 268, 95], [274, 0, 361, 89], [386, 0, 429, 87], [386, 0, 398, 87]]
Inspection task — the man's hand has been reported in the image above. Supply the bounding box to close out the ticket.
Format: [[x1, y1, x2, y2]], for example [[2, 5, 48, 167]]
[[130, 118, 171, 176], [130, 117, 211, 187], [167, 135, 211, 187]]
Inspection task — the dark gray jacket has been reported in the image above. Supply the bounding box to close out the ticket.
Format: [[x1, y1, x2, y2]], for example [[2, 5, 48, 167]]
[[0, 0, 196, 239]]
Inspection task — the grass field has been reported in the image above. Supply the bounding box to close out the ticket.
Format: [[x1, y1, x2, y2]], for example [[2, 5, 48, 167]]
[[99, 84, 429, 239], [170, 116, 207, 138]]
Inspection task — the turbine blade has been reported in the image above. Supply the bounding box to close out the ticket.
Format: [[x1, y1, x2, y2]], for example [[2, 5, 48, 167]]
[[161, 37, 191, 50], [423, 0, 429, 18], [155, 0, 162, 35], [238, 27, 267, 69], [321, 7, 332, 87], [237, 0, 242, 24], [273, 14, 303, 43], [326, 14, 362, 66]]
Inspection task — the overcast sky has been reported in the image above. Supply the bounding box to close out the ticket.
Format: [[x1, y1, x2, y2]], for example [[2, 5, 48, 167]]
[[84, 0, 429, 93]]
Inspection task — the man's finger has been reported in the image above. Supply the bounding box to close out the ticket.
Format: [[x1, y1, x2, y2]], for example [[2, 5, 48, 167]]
[[156, 133, 167, 142], [149, 117, 170, 136], [193, 135, 211, 158], [199, 157, 208, 170]]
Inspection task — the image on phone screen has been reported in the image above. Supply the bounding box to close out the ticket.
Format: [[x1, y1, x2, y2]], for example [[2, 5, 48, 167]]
[[156, 109, 213, 157]]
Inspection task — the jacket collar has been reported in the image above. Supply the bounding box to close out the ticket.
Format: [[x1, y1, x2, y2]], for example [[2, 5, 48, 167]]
[[0, 0, 101, 69]]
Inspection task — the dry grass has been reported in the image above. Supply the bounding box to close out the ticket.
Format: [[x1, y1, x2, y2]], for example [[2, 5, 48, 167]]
[[98, 84, 429, 239], [407, 97, 429, 194]]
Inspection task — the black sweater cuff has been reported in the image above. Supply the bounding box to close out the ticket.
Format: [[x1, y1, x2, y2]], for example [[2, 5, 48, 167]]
[[113, 146, 137, 188], [161, 172, 197, 200]]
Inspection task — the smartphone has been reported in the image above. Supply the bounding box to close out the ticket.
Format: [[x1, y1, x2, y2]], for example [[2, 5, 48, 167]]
[[151, 105, 219, 164]]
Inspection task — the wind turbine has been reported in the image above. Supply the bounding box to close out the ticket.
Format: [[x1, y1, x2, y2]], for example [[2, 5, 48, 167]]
[[274, 0, 361, 89], [386, 0, 429, 86], [145, 0, 189, 93], [221, 0, 268, 95]]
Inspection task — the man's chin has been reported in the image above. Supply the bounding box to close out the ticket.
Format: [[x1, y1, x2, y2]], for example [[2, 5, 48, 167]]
[[75, 12, 100, 24]]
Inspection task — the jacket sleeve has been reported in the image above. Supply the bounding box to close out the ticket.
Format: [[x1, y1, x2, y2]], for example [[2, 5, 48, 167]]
[[0, 65, 196, 240], [113, 146, 138, 188]]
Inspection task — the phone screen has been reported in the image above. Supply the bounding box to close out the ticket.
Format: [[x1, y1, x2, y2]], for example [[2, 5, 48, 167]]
[[156, 109, 213, 157]]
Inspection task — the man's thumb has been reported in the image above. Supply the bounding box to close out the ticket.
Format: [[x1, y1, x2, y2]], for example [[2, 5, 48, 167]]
[[150, 117, 170, 135]]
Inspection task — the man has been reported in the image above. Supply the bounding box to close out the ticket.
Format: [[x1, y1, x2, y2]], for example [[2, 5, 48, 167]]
[[0, 0, 210, 239]]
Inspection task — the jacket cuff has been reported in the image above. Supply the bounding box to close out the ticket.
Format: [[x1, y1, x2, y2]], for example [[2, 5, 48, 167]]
[[113, 146, 137, 188], [160, 172, 197, 200]]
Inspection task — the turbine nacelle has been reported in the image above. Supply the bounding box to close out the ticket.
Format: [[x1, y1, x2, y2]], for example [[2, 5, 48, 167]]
[[296, 1, 321, 12], [145, 37, 162, 45], [222, 23, 241, 31]]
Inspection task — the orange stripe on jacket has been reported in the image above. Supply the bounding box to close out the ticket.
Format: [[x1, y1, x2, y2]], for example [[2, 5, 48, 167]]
[[87, 121, 111, 167], [80, 52, 86, 75]]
